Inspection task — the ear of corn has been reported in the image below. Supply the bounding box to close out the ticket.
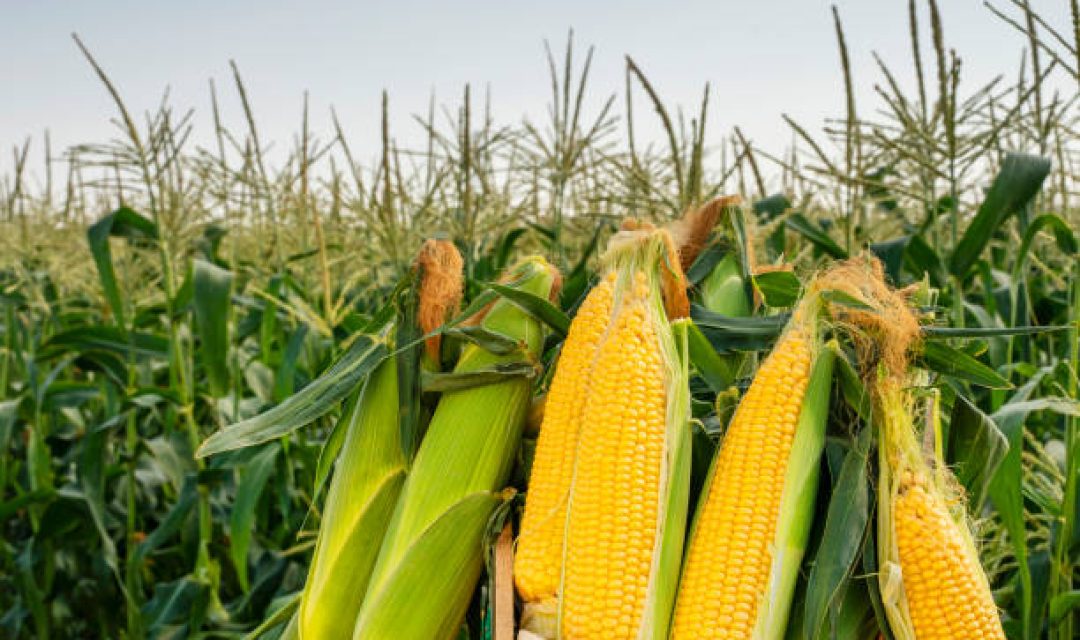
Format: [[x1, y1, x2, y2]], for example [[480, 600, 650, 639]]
[[876, 381, 1005, 640], [298, 351, 405, 640], [352, 256, 559, 640], [813, 257, 1004, 639], [671, 289, 835, 639], [516, 225, 691, 640], [514, 272, 616, 614]]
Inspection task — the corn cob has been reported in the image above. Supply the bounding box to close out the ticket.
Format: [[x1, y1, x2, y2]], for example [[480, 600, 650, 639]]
[[516, 225, 690, 640], [809, 257, 1004, 639], [514, 272, 616, 622], [298, 239, 462, 640], [671, 281, 835, 639], [352, 256, 560, 640], [877, 381, 1005, 640]]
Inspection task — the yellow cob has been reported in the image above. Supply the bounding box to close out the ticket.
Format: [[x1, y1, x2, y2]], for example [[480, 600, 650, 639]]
[[894, 478, 1005, 638], [672, 330, 810, 637], [671, 273, 836, 640], [514, 273, 616, 614], [561, 272, 671, 638], [534, 225, 691, 640]]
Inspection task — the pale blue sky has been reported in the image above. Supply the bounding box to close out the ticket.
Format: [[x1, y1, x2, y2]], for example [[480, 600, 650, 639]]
[[1, 1, 1073, 182]]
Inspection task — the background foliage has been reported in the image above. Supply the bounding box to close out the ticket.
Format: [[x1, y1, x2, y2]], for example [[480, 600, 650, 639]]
[[1, 1, 1077, 638]]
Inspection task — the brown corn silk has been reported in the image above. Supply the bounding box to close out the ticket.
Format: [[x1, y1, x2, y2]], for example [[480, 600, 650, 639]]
[[415, 238, 464, 361], [667, 195, 741, 271]]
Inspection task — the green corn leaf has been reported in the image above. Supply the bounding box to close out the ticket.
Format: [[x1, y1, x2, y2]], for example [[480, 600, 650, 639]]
[[753, 193, 791, 221], [869, 236, 909, 283], [686, 321, 737, 392], [230, 444, 279, 592], [193, 259, 234, 397], [923, 325, 1070, 339], [197, 335, 389, 458], [988, 370, 1049, 640], [803, 428, 871, 638], [243, 593, 301, 640], [78, 423, 122, 592], [273, 324, 309, 402], [0, 489, 56, 521], [949, 152, 1051, 278], [421, 361, 539, 393], [488, 282, 570, 337], [1049, 591, 1080, 625], [785, 213, 848, 259], [1015, 213, 1078, 279], [754, 270, 802, 308], [87, 206, 158, 330], [690, 305, 787, 353], [903, 234, 947, 287], [919, 341, 1011, 388], [686, 241, 730, 286], [443, 326, 523, 355], [133, 475, 199, 567], [947, 394, 1009, 512], [39, 326, 170, 361]]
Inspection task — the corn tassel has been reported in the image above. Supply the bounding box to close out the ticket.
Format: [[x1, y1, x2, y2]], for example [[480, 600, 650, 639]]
[[671, 286, 835, 639], [352, 256, 560, 640]]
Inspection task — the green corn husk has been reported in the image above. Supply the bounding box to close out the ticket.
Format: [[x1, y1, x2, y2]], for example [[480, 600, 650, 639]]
[[700, 251, 750, 318], [756, 338, 836, 638], [351, 256, 559, 640], [298, 353, 405, 639]]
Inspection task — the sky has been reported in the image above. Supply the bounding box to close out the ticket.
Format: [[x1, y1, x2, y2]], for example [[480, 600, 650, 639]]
[[1, 1, 1073, 185]]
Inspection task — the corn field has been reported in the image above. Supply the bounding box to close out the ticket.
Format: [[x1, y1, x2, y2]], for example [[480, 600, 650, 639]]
[[1, 1, 1078, 638]]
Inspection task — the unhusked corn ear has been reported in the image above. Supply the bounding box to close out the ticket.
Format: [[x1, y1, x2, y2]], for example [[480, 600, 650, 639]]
[[554, 225, 691, 640], [893, 478, 1004, 638], [352, 257, 560, 640], [672, 280, 835, 640], [298, 353, 404, 640], [515, 273, 616, 610]]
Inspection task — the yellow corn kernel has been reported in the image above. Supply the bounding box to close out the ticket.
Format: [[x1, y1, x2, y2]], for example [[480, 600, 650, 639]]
[[894, 481, 1005, 639], [671, 330, 812, 639], [560, 275, 667, 639], [515, 273, 616, 604]]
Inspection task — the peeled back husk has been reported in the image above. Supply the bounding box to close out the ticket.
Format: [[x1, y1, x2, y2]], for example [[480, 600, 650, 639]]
[[551, 225, 692, 639]]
